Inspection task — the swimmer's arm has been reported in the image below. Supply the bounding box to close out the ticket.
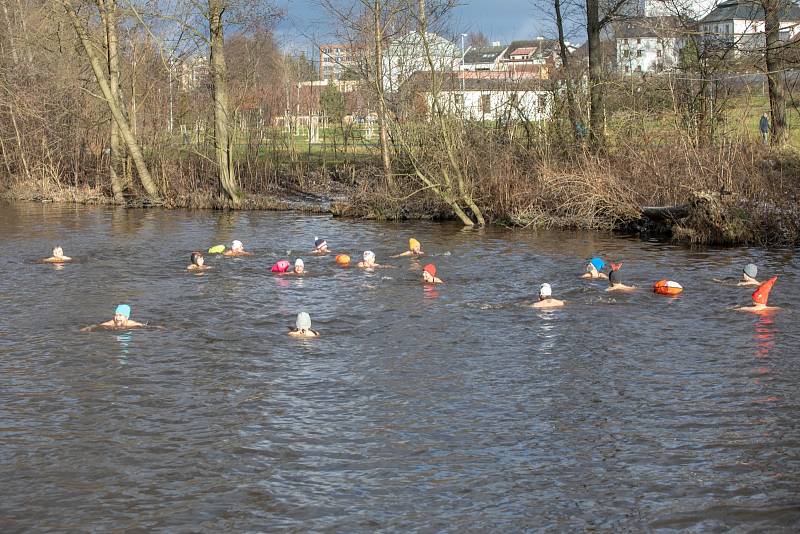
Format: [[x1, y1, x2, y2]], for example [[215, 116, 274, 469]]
[[391, 251, 412, 258], [580, 272, 591, 279]]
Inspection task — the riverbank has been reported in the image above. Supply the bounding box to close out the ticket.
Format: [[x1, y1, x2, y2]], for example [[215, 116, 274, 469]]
[[4, 141, 800, 247]]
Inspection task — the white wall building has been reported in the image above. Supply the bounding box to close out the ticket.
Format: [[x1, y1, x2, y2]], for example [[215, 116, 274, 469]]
[[419, 76, 552, 122], [384, 31, 461, 92], [616, 17, 685, 74], [699, 0, 800, 54]]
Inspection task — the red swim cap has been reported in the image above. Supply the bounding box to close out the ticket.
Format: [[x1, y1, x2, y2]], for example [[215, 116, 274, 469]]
[[610, 262, 623, 271], [271, 260, 291, 273], [752, 276, 777, 305], [424, 264, 436, 277]]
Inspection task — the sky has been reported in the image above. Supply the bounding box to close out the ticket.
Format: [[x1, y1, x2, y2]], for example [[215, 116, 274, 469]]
[[274, 0, 568, 56]]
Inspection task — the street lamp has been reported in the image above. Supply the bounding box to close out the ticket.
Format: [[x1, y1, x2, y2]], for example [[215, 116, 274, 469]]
[[460, 33, 467, 96]]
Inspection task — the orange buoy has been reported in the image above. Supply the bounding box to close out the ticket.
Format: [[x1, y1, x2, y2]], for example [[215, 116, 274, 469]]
[[653, 279, 683, 296], [335, 254, 350, 266]]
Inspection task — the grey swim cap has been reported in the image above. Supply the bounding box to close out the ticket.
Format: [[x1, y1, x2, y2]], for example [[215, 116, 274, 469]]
[[296, 312, 312, 330], [743, 263, 758, 278]]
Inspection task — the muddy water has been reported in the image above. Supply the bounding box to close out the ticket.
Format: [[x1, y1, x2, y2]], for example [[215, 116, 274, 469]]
[[1, 202, 799, 531]]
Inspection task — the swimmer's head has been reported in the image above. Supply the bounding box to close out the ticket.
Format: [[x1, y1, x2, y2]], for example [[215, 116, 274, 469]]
[[752, 276, 777, 306], [539, 283, 552, 300], [114, 304, 131, 325], [589, 257, 604, 272], [191, 251, 204, 266], [743, 263, 758, 279], [231, 240, 243, 252], [294, 258, 304, 273], [296, 312, 312, 331], [423, 263, 436, 282], [609, 268, 622, 286], [52, 246, 64, 258], [314, 237, 328, 252], [335, 254, 350, 265], [363, 250, 376, 263], [409, 238, 421, 253]]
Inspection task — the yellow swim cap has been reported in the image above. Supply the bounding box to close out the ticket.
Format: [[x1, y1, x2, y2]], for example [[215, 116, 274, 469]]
[[409, 238, 420, 250]]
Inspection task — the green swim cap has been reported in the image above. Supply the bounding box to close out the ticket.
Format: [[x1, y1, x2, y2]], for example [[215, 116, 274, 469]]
[[208, 245, 226, 254]]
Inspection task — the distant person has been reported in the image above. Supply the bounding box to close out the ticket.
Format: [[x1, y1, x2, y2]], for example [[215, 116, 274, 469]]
[[288, 312, 319, 338], [581, 257, 608, 280], [736, 276, 779, 313], [42, 246, 72, 263], [223, 240, 252, 257], [607, 263, 635, 292], [358, 250, 381, 268], [393, 238, 424, 258], [187, 251, 211, 272], [292, 258, 305, 275], [312, 237, 329, 254], [532, 283, 565, 308], [422, 263, 443, 284], [81, 304, 145, 331], [760, 112, 769, 145], [739, 263, 760, 286]]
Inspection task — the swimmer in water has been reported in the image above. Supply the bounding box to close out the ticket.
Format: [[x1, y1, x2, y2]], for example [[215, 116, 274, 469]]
[[187, 251, 211, 271], [223, 240, 252, 257], [531, 283, 565, 308], [738, 263, 760, 286], [291, 258, 305, 275], [42, 246, 72, 263], [288, 312, 320, 337], [606, 263, 635, 292], [736, 276, 780, 313], [580, 257, 608, 280], [392, 238, 424, 258], [357, 250, 382, 268], [422, 263, 443, 284], [312, 237, 329, 254], [81, 304, 145, 331]]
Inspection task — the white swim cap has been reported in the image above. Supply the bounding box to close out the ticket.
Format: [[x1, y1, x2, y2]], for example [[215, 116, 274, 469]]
[[232, 240, 243, 250], [52, 246, 63, 257], [296, 312, 311, 330], [539, 283, 552, 298], [295, 258, 304, 269], [363, 250, 376, 262]]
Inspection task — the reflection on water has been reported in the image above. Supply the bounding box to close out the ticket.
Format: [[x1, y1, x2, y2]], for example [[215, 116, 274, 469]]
[[1, 201, 799, 532]]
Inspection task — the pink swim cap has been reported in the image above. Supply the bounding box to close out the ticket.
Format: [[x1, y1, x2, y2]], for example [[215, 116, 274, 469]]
[[271, 260, 291, 273]]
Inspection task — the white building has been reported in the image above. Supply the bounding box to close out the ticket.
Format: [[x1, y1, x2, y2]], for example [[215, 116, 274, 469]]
[[616, 17, 685, 74], [319, 44, 363, 81], [460, 45, 508, 71], [699, 0, 800, 54], [384, 31, 460, 92], [411, 73, 552, 122], [640, 0, 717, 18]]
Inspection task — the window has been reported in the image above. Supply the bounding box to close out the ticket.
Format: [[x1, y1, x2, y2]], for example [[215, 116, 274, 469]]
[[623, 38, 628, 44], [636, 65, 642, 72], [636, 38, 641, 44], [625, 66, 630, 73], [481, 94, 491, 114], [637, 50, 643, 57], [656, 50, 662, 58], [623, 50, 630, 58]]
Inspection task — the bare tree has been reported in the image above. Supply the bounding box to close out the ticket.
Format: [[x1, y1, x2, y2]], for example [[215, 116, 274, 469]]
[[98, 0, 126, 202], [763, 0, 788, 145]]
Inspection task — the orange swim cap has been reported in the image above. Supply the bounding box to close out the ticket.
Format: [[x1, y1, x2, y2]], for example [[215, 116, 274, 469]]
[[423, 263, 436, 277], [610, 262, 623, 271], [335, 254, 350, 265], [752, 276, 777, 305]]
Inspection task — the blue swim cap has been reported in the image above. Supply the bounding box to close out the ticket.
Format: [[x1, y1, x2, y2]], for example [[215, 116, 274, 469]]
[[115, 304, 131, 318], [590, 257, 605, 271]]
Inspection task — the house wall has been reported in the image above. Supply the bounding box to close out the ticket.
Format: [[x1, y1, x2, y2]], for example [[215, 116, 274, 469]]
[[427, 90, 552, 121], [617, 36, 682, 73], [700, 18, 800, 52], [383, 33, 460, 92]]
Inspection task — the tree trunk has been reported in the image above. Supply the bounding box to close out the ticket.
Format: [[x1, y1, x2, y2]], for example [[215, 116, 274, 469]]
[[764, 0, 787, 145], [1, 0, 19, 66], [61, 0, 160, 200], [99, 0, 126, 203], [555, 0, 580, 141], [373, 0, 393, 187], [209, 0, 241, 204], [586, 0, 604, 146]]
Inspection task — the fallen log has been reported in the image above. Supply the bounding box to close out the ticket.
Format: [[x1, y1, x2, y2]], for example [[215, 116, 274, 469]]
[[641, 204, 690, 221]]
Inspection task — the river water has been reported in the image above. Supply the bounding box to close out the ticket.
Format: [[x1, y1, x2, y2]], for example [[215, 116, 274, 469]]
[[1, 202, 799, 532]]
